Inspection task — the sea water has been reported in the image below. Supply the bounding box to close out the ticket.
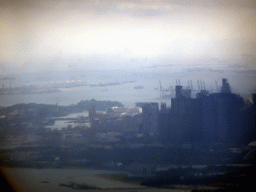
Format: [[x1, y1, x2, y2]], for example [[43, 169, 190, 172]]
[[0, 69, 255, 107]]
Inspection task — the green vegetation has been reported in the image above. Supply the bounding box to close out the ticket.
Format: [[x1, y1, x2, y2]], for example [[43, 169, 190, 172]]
[[77, 99, 124, 111], [0, 99, 124, 117]]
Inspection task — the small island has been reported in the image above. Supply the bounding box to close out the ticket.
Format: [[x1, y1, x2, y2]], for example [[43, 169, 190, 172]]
[[0, 99, 124, 118]]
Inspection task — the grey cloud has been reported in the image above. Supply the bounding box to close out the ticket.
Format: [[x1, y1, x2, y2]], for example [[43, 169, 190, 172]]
[[160, 0, 256, 9], [136, 9, 163, 17], [3, 0, 255, 15], [94, 0, 256, 18], [2, 0, 256, 8]]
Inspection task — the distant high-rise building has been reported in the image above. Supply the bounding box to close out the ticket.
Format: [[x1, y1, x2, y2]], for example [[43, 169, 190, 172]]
[[199, 92, 244, 146], [159, 85, 195, 144], [89, 105, 96, 123], [160, 102, 166, 112], [159, 78, 248, 147], [175, 85, 183, 98], [240, 93, 256, 145], [171, 85, 194, 114], [221, 78, 231, 93], [181, 89, 192, 98], [141, 102, 159, 135], [196, 90, 209, 98]]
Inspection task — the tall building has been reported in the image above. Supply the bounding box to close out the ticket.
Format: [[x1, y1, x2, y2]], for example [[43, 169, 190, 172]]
[[199, 78, 243, 146], [220, 78, 231, 93], [141, 102, 159, 135], [159, 85, 195, 144], [89, 105, 96, 124], [160, 102, 167, 112], [199, 92, 244, 146], [159, 78, 246, 147], [240, 93, 256, 145]]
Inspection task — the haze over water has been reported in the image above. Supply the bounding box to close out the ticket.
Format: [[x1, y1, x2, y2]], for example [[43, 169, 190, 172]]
[[1, 0, 256, 106], [1, 68, 255, 108]]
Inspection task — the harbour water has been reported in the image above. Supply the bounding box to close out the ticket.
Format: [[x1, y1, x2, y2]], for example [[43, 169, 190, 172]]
[[45, 111, 90, 130], [1, 69, 255, 108]]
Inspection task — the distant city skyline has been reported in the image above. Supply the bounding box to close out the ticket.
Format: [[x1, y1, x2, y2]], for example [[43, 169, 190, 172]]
[[0, 0, 256, 74]]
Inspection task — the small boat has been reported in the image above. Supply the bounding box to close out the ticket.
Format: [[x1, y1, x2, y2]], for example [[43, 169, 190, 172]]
[[134, 85, 144, 89]]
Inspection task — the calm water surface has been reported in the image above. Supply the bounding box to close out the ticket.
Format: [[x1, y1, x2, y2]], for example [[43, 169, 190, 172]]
[[1, 70, 255, 107]]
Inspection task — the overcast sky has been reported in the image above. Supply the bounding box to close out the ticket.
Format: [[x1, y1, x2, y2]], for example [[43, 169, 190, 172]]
[[0, 0, 256, 74]]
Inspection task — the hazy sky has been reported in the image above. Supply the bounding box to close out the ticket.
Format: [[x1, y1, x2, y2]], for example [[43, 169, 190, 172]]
[[1, 0, 256, 74]]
